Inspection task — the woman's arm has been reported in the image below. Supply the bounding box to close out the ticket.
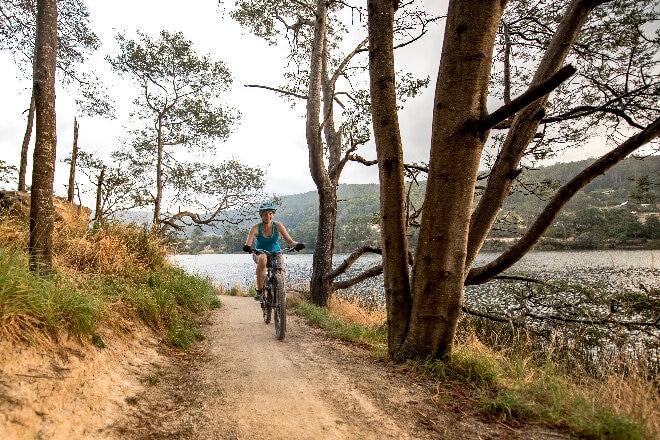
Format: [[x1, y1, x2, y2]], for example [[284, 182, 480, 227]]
[[245, 224, 258, 247]]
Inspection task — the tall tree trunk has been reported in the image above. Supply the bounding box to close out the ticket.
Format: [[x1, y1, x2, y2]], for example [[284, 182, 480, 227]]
[[18, 92, 35, 192], [401, 0, 505, 359], [310, 187, 337, 306], [369, 0, 507, 359], [306, 0, 334, 306], [29, 0, 58, 276], [502, 21, 511, 106], [154, 119, 164, 231], [369, 0, 653, 361], [67, 116, 79, 202], [367, 0, 412, 358], [94, 165, 105, 228]]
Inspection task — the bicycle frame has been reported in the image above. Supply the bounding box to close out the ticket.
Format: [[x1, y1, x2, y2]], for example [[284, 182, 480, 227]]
[[264, 252, 285, 288], [254, 247, 289, 299]]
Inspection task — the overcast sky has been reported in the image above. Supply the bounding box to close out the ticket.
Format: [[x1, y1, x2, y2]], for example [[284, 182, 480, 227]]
[[0, 0, 633, 208], [0, 0, 447, 207]]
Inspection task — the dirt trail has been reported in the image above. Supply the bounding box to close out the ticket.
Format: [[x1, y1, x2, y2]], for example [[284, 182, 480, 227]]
[[0, 293, 569, 439], [112, 295, 568, 440], [115, 295, 445, 439]]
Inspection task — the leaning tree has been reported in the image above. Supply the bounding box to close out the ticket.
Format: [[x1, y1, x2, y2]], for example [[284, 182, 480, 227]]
[[107, 30, 265, 233], [231, 0, 436, 306], [368, 0, 660, 360]]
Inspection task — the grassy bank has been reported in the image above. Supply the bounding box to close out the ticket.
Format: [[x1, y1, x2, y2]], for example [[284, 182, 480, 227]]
[[293, 297, 658, 440], [0, 212, 220, 349]]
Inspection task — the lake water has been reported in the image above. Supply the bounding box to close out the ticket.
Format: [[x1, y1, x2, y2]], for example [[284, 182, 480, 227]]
[[169, 250, 659, 306]]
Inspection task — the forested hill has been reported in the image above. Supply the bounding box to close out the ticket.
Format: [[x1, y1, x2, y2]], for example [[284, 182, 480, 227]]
[[276, 156, 659, 224], [188, 156, 659, 253], [277, 183, 383, 230]]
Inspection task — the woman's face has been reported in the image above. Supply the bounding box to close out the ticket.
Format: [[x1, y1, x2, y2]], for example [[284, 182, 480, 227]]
[[260, 210, 275, 223]]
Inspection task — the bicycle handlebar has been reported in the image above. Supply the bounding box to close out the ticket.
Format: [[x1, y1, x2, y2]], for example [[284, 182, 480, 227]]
[[246, 245, 301, 255]]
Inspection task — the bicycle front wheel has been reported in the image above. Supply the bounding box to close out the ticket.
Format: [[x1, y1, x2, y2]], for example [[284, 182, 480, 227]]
[[273, 273, 286, 340], [262, 295, 271, 324]]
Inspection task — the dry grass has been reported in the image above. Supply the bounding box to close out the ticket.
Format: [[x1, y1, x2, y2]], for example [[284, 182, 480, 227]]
[[328, 295, 386, 327], [55, 223, 167, 277], [444, 328, 658, 439], [0, 212, 28, 250], [0, 312, 55, 346], [218, 283, 250, 297], [0, 198, 164, 279], [317, 300, 658, 439], [0, 197, 89, 250], [0, 202, 216, 350], [591, 370, 660, 439]]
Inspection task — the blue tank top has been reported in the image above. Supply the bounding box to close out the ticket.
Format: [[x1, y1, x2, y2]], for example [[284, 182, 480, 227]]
[[255, 221, 281, 252]]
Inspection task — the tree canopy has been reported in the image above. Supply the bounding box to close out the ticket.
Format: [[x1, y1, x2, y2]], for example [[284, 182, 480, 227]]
[[0, 0, 113, 116], [106, 30, 261, 233]]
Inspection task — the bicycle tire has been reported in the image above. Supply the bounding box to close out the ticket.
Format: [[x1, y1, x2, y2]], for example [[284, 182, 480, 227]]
[[273, 273, 286, 340], [262, 294, 271, 324]]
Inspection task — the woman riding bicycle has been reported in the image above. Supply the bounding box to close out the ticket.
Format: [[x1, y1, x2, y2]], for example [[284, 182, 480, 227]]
[[243, 202, 304, 300]]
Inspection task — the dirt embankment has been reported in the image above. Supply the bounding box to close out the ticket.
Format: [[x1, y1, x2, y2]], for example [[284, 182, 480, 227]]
[[1, 295, 569, 439]]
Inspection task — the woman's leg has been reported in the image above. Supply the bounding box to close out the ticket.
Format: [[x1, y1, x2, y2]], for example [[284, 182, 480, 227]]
[[254, 254, 267, 290]]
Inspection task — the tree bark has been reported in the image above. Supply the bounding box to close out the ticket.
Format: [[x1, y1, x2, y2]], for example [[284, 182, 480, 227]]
[[367, 0, 412, 358], [153, 118, 164, 231], [369, 0, 507, 359], [18, 92, 35, 192], [94, 165, 105, 228], [29, 0, 57, 276], [310, 187, 337, 306], [67, 117, 79, 202], [306, 0, 335, 307], [396, 0, 507, 359]]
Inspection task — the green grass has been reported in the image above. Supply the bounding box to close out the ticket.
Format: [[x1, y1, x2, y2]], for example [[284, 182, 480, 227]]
[[293, 301, 387, 347], [294, 299, 650, 439], [167, 318, 205, 349], [95, 266, 220, 347], [479, 370, 646, 439], [405, 350, 649, 440], [0, 243, 220, 349], [0, 249, 102, 341], [405, 346, 503, 388]]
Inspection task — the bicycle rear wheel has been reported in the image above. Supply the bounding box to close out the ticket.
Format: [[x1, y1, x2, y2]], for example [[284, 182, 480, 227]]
[[273, 273, 286, 340]]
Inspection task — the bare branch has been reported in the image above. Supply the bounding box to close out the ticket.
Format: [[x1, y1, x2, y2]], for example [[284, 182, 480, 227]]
[[478, 64, 577, 132], [244, 84, 308, 100], [326, 245, 382, 281], [466, 116, 660, 285], [333, 264, 384, 290], [348, 154, 377, 166]]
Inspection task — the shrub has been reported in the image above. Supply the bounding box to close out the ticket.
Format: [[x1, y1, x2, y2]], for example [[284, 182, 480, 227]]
[[0, 211, 219, 349]]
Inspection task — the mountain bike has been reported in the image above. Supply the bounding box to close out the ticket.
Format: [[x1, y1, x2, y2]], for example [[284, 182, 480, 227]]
[[247, 246, 298, 340]]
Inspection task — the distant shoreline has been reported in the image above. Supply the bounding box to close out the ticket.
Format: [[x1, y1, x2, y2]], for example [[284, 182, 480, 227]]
[[171, 244, 660, 256]]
